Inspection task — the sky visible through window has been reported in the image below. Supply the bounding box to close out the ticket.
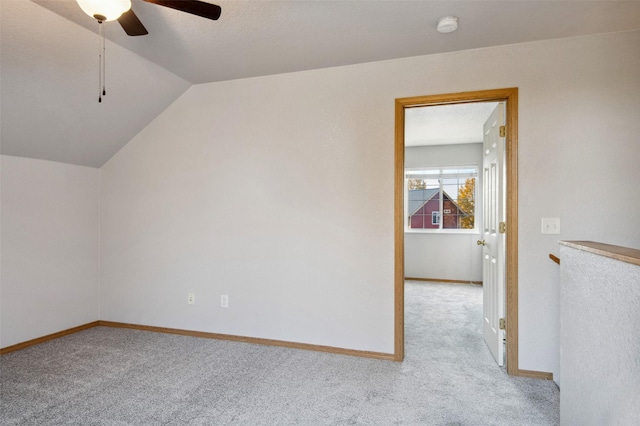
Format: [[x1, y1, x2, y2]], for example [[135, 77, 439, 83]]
[[406, 168, 476, 199]]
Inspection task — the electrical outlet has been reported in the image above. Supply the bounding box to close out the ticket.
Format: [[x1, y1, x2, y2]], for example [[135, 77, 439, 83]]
[[220, 295, 228, 308], [187, 292, 195, 305], [541, 217, 560, 235]]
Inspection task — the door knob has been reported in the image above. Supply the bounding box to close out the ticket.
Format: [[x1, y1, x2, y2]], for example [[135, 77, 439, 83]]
[[477, 240, 486, 246]]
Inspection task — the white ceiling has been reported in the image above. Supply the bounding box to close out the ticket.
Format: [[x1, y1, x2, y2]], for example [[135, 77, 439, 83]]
[[405, 102, 499, 147], [2, 0, 640, 167]]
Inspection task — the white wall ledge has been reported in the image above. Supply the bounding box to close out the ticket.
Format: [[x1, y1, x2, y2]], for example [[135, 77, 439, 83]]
[[559, 240, 640, 267]]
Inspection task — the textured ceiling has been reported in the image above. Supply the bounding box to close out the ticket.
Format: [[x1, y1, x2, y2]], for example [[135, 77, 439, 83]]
[[2, 0, 640, 167], [405, 102, 499, 147]]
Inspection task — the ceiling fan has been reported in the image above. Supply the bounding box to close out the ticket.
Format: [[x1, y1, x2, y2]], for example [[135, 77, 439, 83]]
[[76, 0, 221, 102], [76, 0, 222, 36]]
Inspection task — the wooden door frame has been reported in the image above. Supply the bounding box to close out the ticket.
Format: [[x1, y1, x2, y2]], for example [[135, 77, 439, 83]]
[[394, 88, 519, 376]]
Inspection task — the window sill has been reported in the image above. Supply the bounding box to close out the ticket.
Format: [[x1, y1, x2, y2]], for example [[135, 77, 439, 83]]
[[405, 229, 481, 235]]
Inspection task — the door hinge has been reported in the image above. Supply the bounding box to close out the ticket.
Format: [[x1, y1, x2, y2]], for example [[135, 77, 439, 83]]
[[499, 318, 506, 330], [499, 126, 506, 137], [499, 222, 506, 234]]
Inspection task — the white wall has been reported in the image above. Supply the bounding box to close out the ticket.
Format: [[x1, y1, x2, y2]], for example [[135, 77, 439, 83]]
[[405, 144, 483, 282], [101, 30, 640, 375], [100, 72, 396, 352], [514, 31, 640, 384], [559, 245, 640, 424], [0, 156, 100, 348]]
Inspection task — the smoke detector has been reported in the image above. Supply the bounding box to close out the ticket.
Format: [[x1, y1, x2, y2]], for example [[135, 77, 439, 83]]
[[437, 16, 459, 33]]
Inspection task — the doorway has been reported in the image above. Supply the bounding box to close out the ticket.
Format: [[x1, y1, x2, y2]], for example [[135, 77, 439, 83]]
[[394, 88, 519, 376]]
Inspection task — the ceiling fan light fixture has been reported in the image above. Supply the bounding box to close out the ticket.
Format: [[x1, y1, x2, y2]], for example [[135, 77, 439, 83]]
[[77, 0, 132, 22]]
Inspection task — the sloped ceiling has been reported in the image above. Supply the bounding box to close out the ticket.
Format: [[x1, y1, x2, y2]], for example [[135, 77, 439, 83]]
[[2, 0, 640, 167], [1, 0, 191, 167]]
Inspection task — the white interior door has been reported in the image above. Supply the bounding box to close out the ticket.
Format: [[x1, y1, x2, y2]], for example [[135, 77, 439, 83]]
[[481, 102, 506, 366]]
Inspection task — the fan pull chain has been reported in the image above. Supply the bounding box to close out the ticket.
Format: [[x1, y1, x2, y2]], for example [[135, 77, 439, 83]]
[[102, 23, 106, 98], [98, 21, 106, 103]]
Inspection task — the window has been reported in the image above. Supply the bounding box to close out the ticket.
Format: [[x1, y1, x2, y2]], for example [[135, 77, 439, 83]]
[[405, 167, 477, 231], [432, 211, 440, 225]]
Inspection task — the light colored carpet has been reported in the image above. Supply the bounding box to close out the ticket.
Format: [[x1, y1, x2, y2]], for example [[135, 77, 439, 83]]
[[0, 281, 559, 425]]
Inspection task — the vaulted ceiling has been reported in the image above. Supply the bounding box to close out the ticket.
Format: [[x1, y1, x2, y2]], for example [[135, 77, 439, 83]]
[[3, 0, 640, 167]]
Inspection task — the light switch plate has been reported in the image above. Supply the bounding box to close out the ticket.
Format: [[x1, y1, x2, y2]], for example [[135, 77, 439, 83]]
[[541, 217, 560, 234]]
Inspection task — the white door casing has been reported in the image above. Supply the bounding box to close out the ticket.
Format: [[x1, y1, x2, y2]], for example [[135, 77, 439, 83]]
[[481, 103, 506, 366]]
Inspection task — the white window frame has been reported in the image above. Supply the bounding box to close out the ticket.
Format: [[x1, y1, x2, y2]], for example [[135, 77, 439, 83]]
[[405, 166, 479, 234]]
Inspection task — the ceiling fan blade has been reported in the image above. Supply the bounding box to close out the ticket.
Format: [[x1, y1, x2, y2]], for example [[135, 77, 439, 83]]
[[143, 0, 221, 20], [118, 8, 149, 36]]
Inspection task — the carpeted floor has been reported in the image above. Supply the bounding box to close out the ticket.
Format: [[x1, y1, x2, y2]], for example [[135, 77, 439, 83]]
[[0, 281, 559, 425]]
